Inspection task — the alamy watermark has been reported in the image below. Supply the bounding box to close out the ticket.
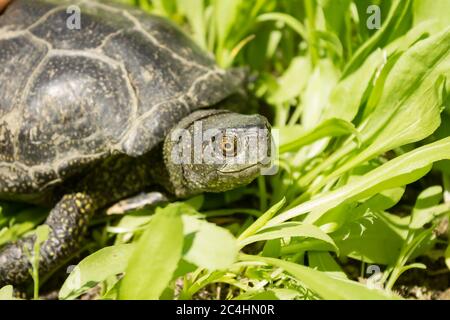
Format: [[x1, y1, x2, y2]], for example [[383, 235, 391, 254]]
[[169, 120, 279, 176], [367, 5, 381, 30], [65, 4, 382, 31], [366, 265, 383, 289], [66, 5, 81, 30]]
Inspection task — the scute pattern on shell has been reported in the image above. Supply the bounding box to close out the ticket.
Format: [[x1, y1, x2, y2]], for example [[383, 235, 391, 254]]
[[0, 0, 239, 197]]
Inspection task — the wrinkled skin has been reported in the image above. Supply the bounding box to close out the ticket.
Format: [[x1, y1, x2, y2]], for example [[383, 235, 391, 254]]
[[165, 109, 272, 197]]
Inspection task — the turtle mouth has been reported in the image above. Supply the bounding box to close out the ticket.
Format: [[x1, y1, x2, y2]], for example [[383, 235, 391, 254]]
[[217, 163, 260, 174], [217, 157, 274, 174]]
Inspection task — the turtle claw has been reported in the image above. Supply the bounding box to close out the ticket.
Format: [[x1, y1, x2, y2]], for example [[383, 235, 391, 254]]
[[106, 191, 169, 215]]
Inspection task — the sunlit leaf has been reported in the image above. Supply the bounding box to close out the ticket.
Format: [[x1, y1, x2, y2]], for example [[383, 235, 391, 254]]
[[119, 208, 183, 299], [241, 255, 400, 300], [59, 244, 134, 300], [269, 137, 450, 226]]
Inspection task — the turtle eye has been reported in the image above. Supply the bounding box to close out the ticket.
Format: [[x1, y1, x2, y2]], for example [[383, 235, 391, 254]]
[[220, 135, 238, 157]]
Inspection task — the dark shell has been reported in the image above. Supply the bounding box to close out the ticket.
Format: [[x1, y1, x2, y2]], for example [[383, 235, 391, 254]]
[[0, 0, 239, 196]]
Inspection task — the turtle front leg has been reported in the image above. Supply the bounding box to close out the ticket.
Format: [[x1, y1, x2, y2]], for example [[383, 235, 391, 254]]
[[0, 153, 164, 290], [0, 193, 95, 289]]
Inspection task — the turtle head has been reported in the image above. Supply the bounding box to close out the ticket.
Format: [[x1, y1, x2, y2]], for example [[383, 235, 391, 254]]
[[164, 110, 272, 197]]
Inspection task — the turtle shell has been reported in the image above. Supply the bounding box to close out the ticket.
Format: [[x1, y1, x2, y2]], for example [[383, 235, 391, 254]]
[[0, 0, 239, 198]]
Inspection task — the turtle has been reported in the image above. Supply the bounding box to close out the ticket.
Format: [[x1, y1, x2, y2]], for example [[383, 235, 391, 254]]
[[0, 0, 272, 289]]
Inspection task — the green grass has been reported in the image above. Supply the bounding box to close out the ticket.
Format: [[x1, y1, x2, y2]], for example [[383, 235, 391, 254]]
[[1, 0, 450, 300]]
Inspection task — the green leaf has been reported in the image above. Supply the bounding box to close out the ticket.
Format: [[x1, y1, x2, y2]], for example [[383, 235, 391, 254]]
[[270, 288, 303, 300], [269, 137, 450, 226], [235, 288, 301, 300], [109, 199, 201, 236], [363, 51, 403, 119], [119, 208, 184, 299], [359, 30, 449, 147], [410, 186, 450, 229], [109, 212, 153, 236], [257, 12, 307, 39], [61, 213, 238, 299], [281, 239, 336, 255], [314, 30, 344, 59], [317, 0, 352, 35], [413, 0, 450, 31], [182, 215, 237, 270], [0, 285, 14, 300], [322, 48, 384, 122], [278, 125, 305, 147], [0, 207, 47, 246], [308, 251, 348, 279], [262, 239, 281, 257], [386, 227, 435, 289], [343, 0, 412, 76], [239, 222, 337, 252], [241, 255, 400, 300], [151, 0, 176, 16], [279, 118, 360, 153], [185, 195, 204, 211], [322, 20, 440, 124], [176, 0, 206, 48], [398, 262, 427, 276], [235, 290, 279, 300], [321, 28, 450, 185], [35, 225, 49, 245], [238, 198, 286, 241], [267, 56, 311, 104], [59, 244, 134, 300], [411, 203, 450, 229], [334, 211, 407, 265], [302, 59, 340, 129], [213, 0, 242, 49], [314, 187, 405, 233]]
